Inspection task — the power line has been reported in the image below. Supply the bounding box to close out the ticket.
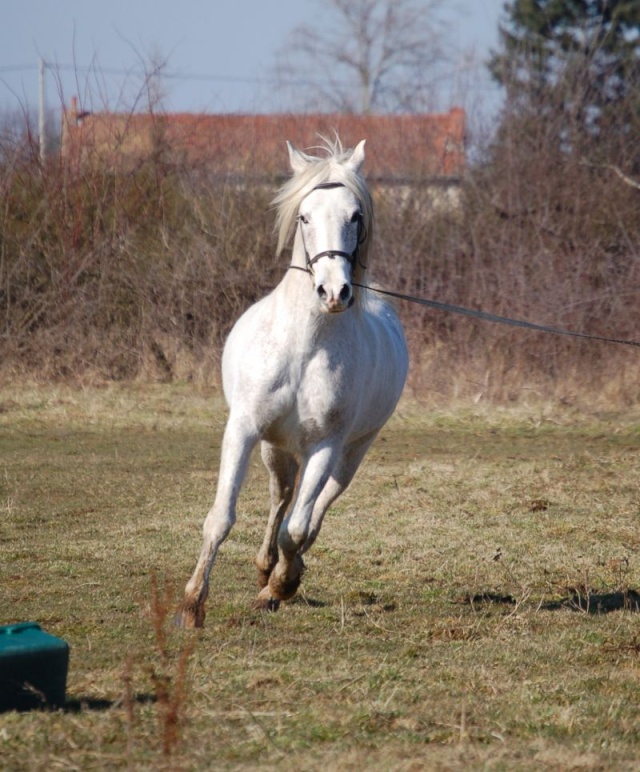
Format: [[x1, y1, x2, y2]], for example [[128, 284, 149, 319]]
[[0, 60, 503, 94], [0, 64, 36, 74]]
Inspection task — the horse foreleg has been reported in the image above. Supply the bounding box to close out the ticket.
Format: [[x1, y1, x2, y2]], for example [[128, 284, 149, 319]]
[[256, 443, 338, 607], [255, 443, 298, 589], [176, 417, 257, 628], [302, 431, 378, 554]]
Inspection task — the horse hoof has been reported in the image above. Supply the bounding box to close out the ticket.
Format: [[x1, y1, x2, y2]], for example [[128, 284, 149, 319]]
[[267, 561, 304, 601], [174, 603, 205, 629], [254, 587, 281, 612]]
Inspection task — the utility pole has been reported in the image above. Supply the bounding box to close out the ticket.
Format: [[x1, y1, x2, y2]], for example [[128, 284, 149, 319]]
[[359, 67, 371, 114], [38, 58, 46, 163]]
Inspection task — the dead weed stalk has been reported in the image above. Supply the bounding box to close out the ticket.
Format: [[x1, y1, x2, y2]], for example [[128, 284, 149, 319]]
[[147, 572, 196, 757]]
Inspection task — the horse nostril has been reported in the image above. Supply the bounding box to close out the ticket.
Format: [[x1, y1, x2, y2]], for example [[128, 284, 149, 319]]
[[317, 285, 327, 300], [339, 284, 351, 303]]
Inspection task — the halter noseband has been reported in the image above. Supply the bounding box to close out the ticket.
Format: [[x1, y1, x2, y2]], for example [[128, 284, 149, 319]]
[[298, 182, 368, 273]]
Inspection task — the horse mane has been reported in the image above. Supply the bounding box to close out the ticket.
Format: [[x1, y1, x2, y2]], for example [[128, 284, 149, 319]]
[[272, 136, 374, 282]]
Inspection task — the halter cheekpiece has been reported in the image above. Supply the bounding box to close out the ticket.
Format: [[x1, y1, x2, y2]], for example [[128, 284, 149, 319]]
[[298, 181, 367, 273]]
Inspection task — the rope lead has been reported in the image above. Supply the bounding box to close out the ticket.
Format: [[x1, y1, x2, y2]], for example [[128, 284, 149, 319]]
[[351, 282, 640, 349]]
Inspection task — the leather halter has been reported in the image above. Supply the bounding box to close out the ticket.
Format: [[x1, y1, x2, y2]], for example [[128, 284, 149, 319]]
[[298, 182, 367, 273]]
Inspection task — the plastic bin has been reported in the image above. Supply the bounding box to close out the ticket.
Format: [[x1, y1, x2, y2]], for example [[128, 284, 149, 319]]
[[0, 622, 69, 711]]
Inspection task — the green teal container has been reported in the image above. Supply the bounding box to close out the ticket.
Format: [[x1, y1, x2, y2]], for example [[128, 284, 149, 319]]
[[0, 622, 69, 711]]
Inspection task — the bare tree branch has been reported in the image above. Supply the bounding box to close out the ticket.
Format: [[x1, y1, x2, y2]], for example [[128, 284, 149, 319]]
[[273, 0, 449, 114], [580, 158, 640, 191], [605, 164, 640, 192]]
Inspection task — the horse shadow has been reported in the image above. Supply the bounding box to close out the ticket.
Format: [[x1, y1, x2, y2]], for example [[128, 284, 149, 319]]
[[460, 589, 640, 615], [541, 588, 640, 614], [0, 693, 157, 715], [63, 693, 156, 713]]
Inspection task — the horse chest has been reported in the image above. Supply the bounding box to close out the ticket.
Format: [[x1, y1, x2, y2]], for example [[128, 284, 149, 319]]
[[255, 347, 353, 448]]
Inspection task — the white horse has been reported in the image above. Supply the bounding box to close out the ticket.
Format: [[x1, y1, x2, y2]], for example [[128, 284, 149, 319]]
[[177, 138, 408, 628]]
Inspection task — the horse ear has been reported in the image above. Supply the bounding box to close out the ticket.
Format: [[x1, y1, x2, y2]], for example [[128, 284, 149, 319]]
[[287, 141, 312, 174], [346, 139, 366, 173]]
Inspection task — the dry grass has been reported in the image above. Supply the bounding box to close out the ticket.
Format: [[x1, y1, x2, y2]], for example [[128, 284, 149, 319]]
[[1, 384, 640, 769]]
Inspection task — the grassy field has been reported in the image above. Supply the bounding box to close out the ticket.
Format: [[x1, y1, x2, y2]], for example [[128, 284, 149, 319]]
[[1, 384, 639, 770]]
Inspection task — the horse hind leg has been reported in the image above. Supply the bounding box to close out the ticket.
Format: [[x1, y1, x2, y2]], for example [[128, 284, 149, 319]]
[[256, 443, 340, 608], [255, 443, 298, 592], [254, 434, 376, 612]]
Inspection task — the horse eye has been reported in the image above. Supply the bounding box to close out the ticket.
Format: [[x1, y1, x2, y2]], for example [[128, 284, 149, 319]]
[[350, 211, 362, 223], [299, 214, 310, 225]]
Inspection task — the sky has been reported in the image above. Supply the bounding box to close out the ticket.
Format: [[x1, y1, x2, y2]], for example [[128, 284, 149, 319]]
[[1, 0, 505, 125]]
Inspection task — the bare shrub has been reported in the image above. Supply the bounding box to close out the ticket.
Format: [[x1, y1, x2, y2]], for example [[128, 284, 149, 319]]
[[0, 123, 278, 383], [370, 85, 640, 403], [1, 89, 639, 403]]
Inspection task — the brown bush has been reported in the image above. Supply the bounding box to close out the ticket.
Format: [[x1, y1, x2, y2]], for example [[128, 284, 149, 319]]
[[0, 130, 279, 383], [1, 106, 639, 404]]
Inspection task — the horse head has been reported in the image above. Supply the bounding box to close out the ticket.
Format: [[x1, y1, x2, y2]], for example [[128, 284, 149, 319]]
[[275, 139, 372, 314]]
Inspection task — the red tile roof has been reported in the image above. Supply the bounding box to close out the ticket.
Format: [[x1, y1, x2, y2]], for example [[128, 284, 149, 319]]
[[62, 102, 465, 180]]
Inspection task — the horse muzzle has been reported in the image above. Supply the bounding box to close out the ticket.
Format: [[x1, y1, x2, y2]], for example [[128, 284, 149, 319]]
[[316, 279, 354, 313]]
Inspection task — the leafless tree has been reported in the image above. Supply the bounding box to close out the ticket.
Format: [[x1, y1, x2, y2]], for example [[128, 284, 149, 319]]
[[273, 0, 449, 114]]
